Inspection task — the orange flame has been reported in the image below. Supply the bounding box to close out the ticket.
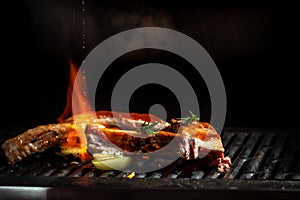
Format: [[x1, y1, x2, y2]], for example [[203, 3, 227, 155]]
[[57, 59, 92, 122], [57, 59, 93, 161]]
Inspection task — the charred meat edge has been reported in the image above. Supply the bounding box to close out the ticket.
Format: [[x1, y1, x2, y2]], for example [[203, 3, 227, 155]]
[[1, 124, 76, 165]]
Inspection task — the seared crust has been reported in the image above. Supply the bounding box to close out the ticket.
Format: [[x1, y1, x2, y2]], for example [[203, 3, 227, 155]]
[[86, 123, 231, 171], [1, 124, 76, 164], [1, 111, 231, 171], [86, 123, 224, 159], [64, 111, 170, 131], [64, 110, 167, 123]]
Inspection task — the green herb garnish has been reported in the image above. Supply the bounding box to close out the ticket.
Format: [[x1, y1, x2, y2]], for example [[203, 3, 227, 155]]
[[177, 111, 200, 126], [137, 121, 160, 135]]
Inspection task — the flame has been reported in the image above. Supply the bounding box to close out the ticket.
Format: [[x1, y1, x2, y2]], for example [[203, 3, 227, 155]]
[[57, 60, 92, 122], [57, 59, 94, 161]]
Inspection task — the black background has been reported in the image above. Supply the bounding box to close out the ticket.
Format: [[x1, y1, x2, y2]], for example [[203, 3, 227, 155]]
[[0, 0, 299, 129]]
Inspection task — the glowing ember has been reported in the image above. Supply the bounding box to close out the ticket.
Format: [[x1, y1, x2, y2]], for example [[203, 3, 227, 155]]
[[127, 172, 136, 179]]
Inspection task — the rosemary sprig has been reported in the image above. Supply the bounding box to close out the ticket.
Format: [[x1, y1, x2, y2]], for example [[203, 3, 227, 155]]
[[177, 111, 200, 126], [137, 121, 160, 136]]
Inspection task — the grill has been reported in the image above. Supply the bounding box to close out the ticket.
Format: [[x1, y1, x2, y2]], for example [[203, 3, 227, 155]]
[[2, 0, 299, 199], [0, 128, 299, 199]]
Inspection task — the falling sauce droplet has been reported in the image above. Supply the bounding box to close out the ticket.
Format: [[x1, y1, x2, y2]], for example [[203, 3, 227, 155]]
[[81, 0, 87, 103], [82, 89, 87, 97], [82, 0, 86, 51]]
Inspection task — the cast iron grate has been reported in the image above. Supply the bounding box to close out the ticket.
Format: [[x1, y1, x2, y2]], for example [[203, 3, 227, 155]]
[[0, 128, 299, 181]]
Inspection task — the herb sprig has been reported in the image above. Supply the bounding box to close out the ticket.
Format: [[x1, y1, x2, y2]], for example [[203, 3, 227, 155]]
[[177, 111, 199, 126], [137, 121, 160, 136]]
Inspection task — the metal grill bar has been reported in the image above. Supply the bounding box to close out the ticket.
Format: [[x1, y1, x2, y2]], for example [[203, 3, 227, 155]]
[[274, 138, 298, 180], [0, 129, 299, 182]]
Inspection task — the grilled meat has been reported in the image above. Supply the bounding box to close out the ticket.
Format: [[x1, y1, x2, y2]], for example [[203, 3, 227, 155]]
[[86, 121, 231, 172], [64, 110, 170, 130], [1, 111, 169, 165], [1, 124, 77, 165], [1, 111, 231, 172]]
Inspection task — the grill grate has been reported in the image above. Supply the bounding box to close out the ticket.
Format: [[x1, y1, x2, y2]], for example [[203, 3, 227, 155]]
[[0, 129, 299, 181], [1, 128, 300, 200]]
